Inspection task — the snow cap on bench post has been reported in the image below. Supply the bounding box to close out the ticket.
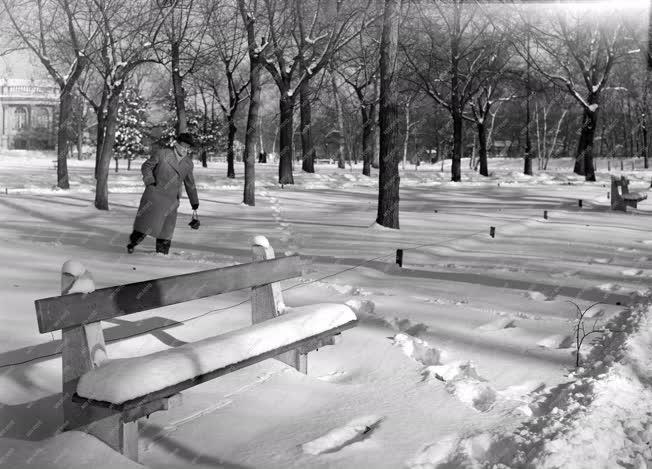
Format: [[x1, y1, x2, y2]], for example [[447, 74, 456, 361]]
[[60, 261, 108, 413], [61, 260, 96, 295]]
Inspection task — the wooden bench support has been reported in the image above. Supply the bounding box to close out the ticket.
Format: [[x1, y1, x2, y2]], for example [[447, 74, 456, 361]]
[[252, 236, 307, 373], [59, 261, 139, 461], [66, 403, 138, 460]]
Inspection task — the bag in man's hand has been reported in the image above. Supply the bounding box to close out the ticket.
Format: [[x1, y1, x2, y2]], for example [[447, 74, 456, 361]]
[[189, 210, 200, 230]]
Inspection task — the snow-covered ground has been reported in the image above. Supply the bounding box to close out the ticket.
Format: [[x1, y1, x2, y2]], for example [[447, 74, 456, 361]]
[[0, 150, 650, 468]]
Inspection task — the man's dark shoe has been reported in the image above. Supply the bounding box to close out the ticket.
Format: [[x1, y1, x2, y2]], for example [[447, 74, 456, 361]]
[[127, 244, 135, 254], [156, 239, 171, 255]]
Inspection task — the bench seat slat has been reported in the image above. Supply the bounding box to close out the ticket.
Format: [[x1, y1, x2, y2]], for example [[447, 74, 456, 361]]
[[35, 256, 303, 333], [75, 304, 357, 409]]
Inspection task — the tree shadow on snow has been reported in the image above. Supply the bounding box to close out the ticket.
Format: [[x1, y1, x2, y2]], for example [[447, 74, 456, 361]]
[[306, 254, 637, 306], [0, 317, 186, 368]]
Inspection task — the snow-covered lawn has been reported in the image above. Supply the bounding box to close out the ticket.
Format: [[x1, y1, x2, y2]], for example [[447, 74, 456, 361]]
[[0, 150, 650, 468]]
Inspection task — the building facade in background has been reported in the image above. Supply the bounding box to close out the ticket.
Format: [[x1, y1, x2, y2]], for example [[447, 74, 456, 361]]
[[0, 78, 58, 150]]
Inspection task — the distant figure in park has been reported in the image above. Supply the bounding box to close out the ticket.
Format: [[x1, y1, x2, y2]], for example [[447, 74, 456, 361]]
[[258, 151, 267, 163], [127, 132, 199, 255]]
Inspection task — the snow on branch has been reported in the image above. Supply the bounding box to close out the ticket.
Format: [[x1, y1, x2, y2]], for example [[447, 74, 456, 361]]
[[304, 32, 328, 45]]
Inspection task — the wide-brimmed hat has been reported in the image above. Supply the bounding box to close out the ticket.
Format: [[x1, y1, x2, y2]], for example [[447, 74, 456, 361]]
[[176, 133, 195, 147]]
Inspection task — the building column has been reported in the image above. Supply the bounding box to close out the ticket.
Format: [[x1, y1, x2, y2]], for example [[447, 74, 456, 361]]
[[26, 105, 32, 150], [0, 105, 7, 150]]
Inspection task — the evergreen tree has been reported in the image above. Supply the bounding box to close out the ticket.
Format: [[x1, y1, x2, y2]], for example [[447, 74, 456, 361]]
[[114, 88, 148, 166]]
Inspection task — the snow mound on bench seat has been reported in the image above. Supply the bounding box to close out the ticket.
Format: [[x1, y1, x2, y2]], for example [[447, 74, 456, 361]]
[[76, 303, 357, 404]]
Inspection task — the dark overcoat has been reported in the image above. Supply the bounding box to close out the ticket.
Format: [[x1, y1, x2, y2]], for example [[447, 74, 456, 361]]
[[132, 148, 199, 240]]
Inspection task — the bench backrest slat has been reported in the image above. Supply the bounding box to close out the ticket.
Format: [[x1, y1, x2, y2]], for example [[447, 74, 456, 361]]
[[35, 256, 303, 333]]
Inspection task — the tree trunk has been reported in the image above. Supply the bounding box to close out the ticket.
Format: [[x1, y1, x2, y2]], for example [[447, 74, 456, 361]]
[[545, 109, 567, 170], [243, 67, 260, 206], [239, 0, 262, 206], [575, 104, 598, 182], [171, 41, 187, 134], [330, 70, 346, 170], [372, 79, 380, 169], [56, 90, 74, 189], [200, 88, 209, 168], [402, 99, 412, 170], [451, 111, 463, 182], [524, 34, 533, 176], [76, 102, 84, 160], [362, 106, 372, 176], [226, 118, 237, 179], [477, 122, 488, 177], [95, 91, 121, 210], [376, 0, 400, 229], [642, 75, 649, 169], [278, 94, 295, 185], [574, 127, 587, 175], [94, 86, 109, 180], [300, 79, 316, 173]]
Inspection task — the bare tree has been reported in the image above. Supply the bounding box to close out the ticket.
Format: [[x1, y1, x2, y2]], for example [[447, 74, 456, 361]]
[[203, 0, 250, 179], [405, 0, 495, 181], [238, 0, 268, 206], [84, 0, 171, 210], [517, 8, 634, 181], [466, 28, 516, 177], [260, 0, 366, 185], [156, 0, 211, 134], [337, 5, 380, 176], [1, 0, 96, 189]]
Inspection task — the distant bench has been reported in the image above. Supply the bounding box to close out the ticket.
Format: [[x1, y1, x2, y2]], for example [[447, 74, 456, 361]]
[[314, 158, 334, 164], [34, 236, 357, 462], [611, 175, 647, 211]]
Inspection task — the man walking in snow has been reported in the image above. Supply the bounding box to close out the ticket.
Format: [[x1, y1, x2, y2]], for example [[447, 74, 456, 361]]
[[127, 132, 199, 255]]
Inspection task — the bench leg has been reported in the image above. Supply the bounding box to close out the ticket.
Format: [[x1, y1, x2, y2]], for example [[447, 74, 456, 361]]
[[65, 402, 139, 462], [121, 421, 139, 461], [276, 350, 307, 374]]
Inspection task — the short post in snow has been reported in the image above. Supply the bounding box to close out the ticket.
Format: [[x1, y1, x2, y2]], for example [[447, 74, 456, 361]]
[[489, 227, 496, 238], [578, 199, 583, 208], [396, 249, 403, 267], [543, 210, 548, 220]]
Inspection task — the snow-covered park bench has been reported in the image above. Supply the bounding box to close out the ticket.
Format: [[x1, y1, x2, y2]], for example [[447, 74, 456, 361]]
[[33, 236, 357, 462], [611, 175, 647, 211]]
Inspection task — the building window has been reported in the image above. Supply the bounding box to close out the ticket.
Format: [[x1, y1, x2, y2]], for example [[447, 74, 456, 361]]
[[33, 107, 50, 130], [13, 107, 27, 130]]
